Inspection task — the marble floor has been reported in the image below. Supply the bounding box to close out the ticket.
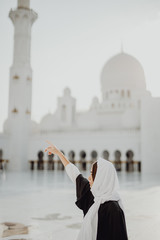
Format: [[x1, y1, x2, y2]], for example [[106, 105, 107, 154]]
[[0, 169, 160, 240]]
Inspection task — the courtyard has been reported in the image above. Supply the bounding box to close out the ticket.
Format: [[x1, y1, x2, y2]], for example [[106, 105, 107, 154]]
[[0, 169, 160, 240]]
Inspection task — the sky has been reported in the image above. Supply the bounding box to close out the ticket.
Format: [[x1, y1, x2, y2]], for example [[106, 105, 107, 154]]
[[0, 0, 160, 132]]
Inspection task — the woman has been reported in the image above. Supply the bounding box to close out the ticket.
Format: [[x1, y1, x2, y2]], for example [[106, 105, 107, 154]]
[[45, 141, 128, 240]]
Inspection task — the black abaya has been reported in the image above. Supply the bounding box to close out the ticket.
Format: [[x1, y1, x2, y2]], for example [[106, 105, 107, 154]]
[[75, 174, 128, 240]]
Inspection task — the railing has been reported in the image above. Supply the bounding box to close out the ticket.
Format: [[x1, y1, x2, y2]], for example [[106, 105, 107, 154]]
[[29, 160, 141, 172]]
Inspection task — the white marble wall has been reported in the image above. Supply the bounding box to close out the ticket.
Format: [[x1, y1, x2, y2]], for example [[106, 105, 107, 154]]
[[141, 96, 160, 173]]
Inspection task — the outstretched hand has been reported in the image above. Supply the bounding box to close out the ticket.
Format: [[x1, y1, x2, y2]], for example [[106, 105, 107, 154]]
[[45, 141, 60, 156]]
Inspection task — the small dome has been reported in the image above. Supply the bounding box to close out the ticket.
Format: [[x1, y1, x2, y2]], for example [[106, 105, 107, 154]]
[[64, 87, 71, 97], [101, 52, 146, 91], [40, 113, 59, 131]]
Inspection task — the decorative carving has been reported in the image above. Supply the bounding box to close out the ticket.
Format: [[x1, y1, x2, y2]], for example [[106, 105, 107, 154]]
[[27, 76, 32, 81], [26, 109, 31, 114], [12, 108, 18, 113], [13, 75, 19, 80]]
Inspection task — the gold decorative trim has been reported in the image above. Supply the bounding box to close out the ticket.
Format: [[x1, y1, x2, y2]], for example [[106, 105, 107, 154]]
[[12, 108, 18, 113], [26, 109, 31, 114], [13, 75, 19, 80]]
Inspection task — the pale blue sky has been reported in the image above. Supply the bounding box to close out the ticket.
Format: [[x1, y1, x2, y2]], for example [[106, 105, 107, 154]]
[[0, 0, 160, 131]]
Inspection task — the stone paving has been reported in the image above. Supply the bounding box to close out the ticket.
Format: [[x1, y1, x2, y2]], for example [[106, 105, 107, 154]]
[[0, 170, 160, 240]]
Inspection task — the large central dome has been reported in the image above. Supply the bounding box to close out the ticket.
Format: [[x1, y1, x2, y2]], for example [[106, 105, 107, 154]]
[[101, 52, 146, 91]]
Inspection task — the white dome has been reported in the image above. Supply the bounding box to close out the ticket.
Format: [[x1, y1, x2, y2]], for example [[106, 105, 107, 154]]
[[101, 52, 146, 91], [40, 113, 60, 131]]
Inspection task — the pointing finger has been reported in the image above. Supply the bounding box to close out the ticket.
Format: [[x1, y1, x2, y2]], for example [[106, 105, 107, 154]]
[[46, 140, 54, 146]]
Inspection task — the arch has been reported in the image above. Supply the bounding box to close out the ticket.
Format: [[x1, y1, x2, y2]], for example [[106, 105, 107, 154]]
[[0, 149, 3, 170], [102, 150, 109, 160], [0, 149, 3, 159], [80, 150, 87, 170], [80, 150, 86, 159], [126, 150, 134, 172], [114, 150, 122, 171], [37, 150, 44, 170], [57, 150, 65, 170], [111, 103, 115, 108], [91, 150, 97, 159], [69, 150, 75, 164], [48, 153, 54, 170], [126, 150, 134, 159], [90, 150, 98, 164], [121, 90, 124, 97]]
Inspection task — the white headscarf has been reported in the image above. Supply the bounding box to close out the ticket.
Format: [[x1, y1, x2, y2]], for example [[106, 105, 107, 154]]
[[77, 157, 124, 240]]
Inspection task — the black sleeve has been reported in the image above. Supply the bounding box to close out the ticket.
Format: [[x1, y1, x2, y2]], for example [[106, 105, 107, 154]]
[[75, 174, 94, 216]]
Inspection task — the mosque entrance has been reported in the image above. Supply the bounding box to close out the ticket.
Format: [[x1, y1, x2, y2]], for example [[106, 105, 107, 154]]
[[91, 150, 98, 164], [114, 150, 122, 171], [80, 151, 87, 170], [69, 150, 75, 164], [126, 150, 134, 172], [102, 150, 109, 160]]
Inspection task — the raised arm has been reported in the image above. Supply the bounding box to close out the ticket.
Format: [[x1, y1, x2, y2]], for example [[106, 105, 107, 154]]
[[45, 141, 69, 167], [45, 140, 80, 183]]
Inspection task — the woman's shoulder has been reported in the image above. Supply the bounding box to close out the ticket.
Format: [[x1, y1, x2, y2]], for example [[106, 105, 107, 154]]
[[76, 174, 91, 197], [99, 201, 124, 216]]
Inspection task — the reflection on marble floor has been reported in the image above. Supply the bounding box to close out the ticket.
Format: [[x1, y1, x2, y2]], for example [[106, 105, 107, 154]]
[[0, 170, 160, 240]]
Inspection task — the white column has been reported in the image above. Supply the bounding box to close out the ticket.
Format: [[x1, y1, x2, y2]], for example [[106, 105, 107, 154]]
[[7, 1, 37, 170]]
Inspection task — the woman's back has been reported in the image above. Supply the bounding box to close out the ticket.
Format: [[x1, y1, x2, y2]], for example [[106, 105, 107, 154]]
[[98, 201, 128, 240], [75, 174, 128, 240]]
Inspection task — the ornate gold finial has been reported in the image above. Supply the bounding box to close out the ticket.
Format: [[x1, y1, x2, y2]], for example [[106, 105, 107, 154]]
[[12, 108, 18, 113], [13, 75, 19, 80]]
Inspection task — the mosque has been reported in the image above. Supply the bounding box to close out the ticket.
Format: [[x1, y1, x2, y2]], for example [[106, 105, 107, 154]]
[[0, 0, 160, 173]]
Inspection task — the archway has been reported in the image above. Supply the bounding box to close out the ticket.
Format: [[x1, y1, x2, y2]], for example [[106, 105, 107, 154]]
[[80, 150, 87, 170], [57, 150, 65, 170], [69, 150, 75, 164], [102, 150, 109, 160], [126, 150, 134, 172], [91, 150, 98, 165], [114, 150, 121, 171], [37, 150, 44, 170], [0, 149, 3, 170], [48, 153, 54, 170]]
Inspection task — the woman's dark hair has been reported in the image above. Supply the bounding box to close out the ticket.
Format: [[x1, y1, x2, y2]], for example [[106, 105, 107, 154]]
[[92, 161, 97, 181]]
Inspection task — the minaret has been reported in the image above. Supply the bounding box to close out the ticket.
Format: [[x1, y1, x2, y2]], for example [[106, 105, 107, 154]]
[[7, 0, 37, 170]]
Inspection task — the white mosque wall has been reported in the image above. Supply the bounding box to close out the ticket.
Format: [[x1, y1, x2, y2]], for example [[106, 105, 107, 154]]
[[28, 129, 140, 164], [141, 97, 160, 174], [3, 0, 159, 172], [0, 133, 8, 159]]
